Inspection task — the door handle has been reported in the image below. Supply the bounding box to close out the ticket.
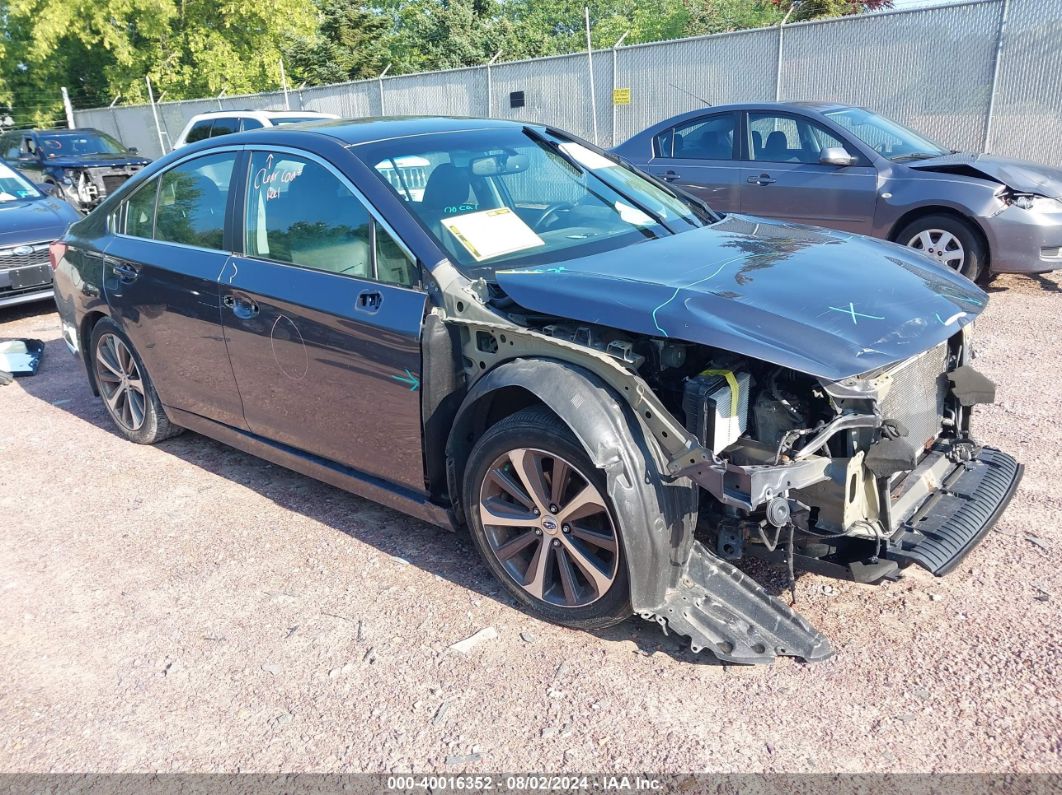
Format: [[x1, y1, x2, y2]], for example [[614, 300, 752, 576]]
[[356, 290, 383, 313], [223, 294, 259, 319], [111, 262, 139, 282], [747, 173, 776, 186], [661, 170, 680, 182]]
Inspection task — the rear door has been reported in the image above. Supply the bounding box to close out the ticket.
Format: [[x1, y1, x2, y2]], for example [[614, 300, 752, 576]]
[[738, 111, 878, 232], [220, 147, 427, 492], [644, 112, 742, 212], [103, 149, 247, 427]]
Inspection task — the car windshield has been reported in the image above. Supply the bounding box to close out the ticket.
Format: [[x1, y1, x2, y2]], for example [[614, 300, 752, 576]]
[[354, 126, 713, 277], [0, 161, 43, 202], [823, 107, 949, 161], [39, 131, 129, 158]]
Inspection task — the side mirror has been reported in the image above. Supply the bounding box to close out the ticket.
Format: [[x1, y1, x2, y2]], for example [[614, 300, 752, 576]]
[[820, 147, 857, 167], [128, 147, 139, 154]]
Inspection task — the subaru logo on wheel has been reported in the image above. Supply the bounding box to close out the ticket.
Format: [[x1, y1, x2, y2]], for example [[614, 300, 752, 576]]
[[541, 517, 558, 531]]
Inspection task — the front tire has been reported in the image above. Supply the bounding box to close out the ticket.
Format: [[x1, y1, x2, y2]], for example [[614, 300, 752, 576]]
[[90, 318, 182, 445], [897, 213, 986, 282], [462, 406, 631, 630]]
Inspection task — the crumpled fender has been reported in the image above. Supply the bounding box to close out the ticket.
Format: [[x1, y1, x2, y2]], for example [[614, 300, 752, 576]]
[[446, 357, 832, 664]]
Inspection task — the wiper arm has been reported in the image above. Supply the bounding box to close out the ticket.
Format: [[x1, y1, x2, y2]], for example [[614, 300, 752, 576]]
[[891, 151, 942, 162]]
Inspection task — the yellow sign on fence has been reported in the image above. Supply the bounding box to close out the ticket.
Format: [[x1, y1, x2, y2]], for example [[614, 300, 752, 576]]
[[612, 87, 631, 105]]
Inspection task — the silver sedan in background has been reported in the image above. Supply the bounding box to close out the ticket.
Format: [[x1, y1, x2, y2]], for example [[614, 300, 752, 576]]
[[612, 101, 1062, 282]]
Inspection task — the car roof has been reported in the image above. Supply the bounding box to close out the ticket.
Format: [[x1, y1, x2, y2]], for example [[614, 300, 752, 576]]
[[35, 128, 108, 136], [304, 116, 541, 147], [189, 109, 335, 119]]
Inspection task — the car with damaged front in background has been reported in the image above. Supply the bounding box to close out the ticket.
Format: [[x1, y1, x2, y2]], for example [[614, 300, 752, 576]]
[[51, 117, 1022, 663]]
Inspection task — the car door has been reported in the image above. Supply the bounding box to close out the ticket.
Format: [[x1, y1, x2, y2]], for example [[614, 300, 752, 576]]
[[103, 149, 247, 428], [739, 111, 878, 233], [220, 147, 427, 492], [644, 112, 741, 212]]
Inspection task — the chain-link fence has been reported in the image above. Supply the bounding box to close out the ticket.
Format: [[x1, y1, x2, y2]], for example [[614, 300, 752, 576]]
[[73, 0, 1062, 166]]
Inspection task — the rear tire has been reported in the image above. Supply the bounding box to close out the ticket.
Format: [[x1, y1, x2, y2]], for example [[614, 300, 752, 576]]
[[90, 317, 182, 445], [896, 213, 986, 282], [462, 406, 631, 631]]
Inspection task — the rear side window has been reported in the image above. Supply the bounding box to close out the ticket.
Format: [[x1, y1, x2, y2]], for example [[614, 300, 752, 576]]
[[654, 114, 736, 160], [154, 152, 237, 250], [245, 150, 415, 286], [185, 120, 213, 144], [240, 117, 264, 131], [208, 118, 239, 138]]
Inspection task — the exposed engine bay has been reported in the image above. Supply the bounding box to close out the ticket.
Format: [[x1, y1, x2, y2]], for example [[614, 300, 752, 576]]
[[55, 164, 144, 212]]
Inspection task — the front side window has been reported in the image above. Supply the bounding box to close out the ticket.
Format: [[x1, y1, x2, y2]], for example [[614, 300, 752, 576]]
[[208, 118, 239, 138], [155, 152, 236, 250], [357, 127, 712, 277], [244, 150, 415, 286], [185, 121, 213, 144], [748, 113, 851, 164], [654, 114, 736, 160]]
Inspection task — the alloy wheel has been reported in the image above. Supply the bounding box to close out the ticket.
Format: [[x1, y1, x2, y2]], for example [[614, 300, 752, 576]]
[[94, 333, 147, 432], [907, 228, 966, 271], [478, 448, 619, 608]]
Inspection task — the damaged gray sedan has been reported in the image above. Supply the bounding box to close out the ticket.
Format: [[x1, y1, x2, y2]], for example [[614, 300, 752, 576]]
[[53, 117, 1022, 664]]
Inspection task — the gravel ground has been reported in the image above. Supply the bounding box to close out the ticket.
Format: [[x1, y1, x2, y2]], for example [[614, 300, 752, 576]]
[[1, 272, 1060, 774]]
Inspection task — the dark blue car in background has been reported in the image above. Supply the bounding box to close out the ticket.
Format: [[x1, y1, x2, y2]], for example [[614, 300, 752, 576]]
[[0, 159, 80, 308], [0, 128, 150, 213]]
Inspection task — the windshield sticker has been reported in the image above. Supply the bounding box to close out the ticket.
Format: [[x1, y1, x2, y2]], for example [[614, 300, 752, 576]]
[[557, 142, 616, 171], [441, 207, 545, 262], [614, 201, 654, 226]]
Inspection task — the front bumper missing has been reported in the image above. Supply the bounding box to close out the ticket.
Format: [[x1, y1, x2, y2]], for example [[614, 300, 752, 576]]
[[887, 446, 1022, 575], [641, 542, 834, 664]]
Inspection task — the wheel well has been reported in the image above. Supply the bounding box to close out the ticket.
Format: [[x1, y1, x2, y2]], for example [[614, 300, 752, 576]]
[[443, 384, 560, 525], [888, 206, 991, 268], [80, 310, 108, 395]]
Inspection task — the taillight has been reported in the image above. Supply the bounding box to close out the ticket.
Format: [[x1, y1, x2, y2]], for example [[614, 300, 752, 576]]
[[48, 241, 67, 271]]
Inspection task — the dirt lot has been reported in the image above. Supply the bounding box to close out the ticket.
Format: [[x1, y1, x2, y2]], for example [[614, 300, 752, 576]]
[[1, 272, 1060, 775]]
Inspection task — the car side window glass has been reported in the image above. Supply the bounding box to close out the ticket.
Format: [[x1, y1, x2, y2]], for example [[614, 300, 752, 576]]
[[374, 222, 417, 287], [154, 152, 236, 250], [245, 151, 373, 279], [124, 181, 160, 238], [749, 113, 852, 164], [240, 117, 265, 131], [209, 118, 239, 138], [654, 114, 736, 160], [185, 121, 213, 144]]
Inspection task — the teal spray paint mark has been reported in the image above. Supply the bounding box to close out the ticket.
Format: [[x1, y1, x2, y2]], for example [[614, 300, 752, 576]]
[[828, 303, 885, 325], [650, 254, 756, 337], [392, 369, 421, 391]]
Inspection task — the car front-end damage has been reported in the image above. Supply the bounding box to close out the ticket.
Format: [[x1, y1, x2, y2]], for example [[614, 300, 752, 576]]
[[430, 218, 1023, 665], [46, 160, 148, 212]]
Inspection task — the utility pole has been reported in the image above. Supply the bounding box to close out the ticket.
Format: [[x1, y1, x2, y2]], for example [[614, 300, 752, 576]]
[[585, 7, 599, 144], [280, 59, 291, 110], [775, 2, 800, 102], [60, 87, 75, 129], [145, 76, 167, 156], [486, 51, 503, 118], [378, 64, 392, 116]]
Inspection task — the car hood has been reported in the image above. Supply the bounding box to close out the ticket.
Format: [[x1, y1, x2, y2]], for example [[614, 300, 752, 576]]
[[45, 154, 150, 169], [0, 197, 79, 246], [494, 215, 987, 381], [908, 153, 1062, 198]]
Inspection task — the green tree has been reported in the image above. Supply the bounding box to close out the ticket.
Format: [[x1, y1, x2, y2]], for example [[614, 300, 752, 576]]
[[0, 0, 315, 125], [283, 0, 393, 85]]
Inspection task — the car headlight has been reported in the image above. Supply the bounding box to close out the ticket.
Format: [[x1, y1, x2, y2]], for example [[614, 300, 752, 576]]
[[1012, 194, 1062, 213]]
